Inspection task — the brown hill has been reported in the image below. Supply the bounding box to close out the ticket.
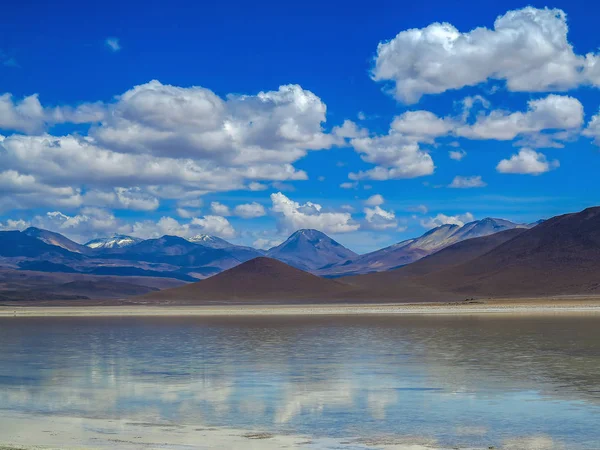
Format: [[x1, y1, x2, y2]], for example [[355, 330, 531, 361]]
[[139, 257, 370, 303], [349, 207, 600, 299], [345, 228, 526, 301]]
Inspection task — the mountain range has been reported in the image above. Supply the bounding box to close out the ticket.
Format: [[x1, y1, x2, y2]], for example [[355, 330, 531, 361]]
[[140, 206, 600, 304], [0, 218, 527, 285], [0, 213, 576, 303]]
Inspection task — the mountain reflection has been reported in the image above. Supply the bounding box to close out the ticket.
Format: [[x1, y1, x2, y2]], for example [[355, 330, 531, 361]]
[[0, 315, 599, 448]]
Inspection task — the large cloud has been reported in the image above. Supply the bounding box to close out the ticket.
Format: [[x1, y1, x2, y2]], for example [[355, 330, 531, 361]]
[[92, 80, 337, 164], [0, 81, 342, 212], [270, 192, 359, 234], [0, 133, 307, 209], [372, 7, 600, 103]]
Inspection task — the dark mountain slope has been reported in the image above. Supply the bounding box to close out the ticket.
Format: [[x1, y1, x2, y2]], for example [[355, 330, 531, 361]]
[[428, 207, 600, 296], [349, 228, 526, 284], [0, 231, 81, 259], [349, 207, 600, 299]]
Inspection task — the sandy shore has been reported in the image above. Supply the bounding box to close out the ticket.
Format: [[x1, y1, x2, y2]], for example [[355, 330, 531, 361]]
[[0, 410, 559, 450], [1, 297, 600, 317]]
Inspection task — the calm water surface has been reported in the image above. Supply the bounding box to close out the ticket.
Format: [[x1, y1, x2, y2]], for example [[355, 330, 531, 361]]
[[0, 315, 599, 448]]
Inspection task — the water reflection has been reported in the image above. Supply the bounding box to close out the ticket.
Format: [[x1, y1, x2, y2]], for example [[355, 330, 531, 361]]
[[0, 315, 599, 448]]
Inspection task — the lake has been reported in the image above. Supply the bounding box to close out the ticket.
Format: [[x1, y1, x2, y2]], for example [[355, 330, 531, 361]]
[[0, 314, 599, 449]]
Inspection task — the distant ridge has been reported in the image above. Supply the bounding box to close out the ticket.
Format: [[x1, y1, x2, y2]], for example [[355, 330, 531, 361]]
[[140, 257, 367, 303], [319, 218, 527, 276], [0, 231, 77, 259], [24, 227, 91, 254]]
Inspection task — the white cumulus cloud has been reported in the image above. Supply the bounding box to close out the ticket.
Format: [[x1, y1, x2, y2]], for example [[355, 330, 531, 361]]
[[496, 148, 559, 175], [372, 7, 600, 103], [0, 79, 347, 212]]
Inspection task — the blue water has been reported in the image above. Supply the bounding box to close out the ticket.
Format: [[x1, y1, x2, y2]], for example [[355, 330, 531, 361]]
[[0, 315, 599, 448]]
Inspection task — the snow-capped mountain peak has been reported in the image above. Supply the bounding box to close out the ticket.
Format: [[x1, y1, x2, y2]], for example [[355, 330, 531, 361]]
[[186, 234, 233, 249], [85, 235, 142, 249]]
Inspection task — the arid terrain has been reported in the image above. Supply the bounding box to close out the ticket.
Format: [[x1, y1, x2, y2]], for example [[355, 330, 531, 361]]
[[3, 207, 600, 307]]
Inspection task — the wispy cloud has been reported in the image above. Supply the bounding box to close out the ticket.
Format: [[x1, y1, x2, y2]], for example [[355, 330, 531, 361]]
[[0, 49, 19, 68], [3, 57, 19, 68], [105, 37, 121, 52], [449, 175, 487, 189]]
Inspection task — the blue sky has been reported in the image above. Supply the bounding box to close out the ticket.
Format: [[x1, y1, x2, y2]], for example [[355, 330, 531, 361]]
[[1, 0, 599, 253]]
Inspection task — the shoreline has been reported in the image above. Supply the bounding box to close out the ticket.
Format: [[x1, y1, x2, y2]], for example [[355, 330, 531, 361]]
[[2, 297, 600, 317], [0, 410, 539, 450]]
